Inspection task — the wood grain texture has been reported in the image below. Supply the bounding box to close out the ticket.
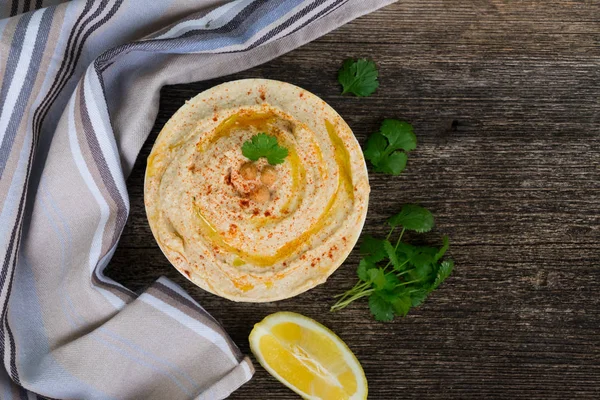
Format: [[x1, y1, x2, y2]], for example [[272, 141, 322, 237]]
[[105, 1, 600, 398]]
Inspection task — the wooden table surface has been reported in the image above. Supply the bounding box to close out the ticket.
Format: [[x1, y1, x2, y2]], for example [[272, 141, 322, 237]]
[[106, 1, 600, 399]]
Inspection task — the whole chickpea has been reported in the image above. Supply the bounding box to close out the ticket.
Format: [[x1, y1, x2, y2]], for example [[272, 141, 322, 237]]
[[239, 162, 258, 180], [249, 185, 270, 203], [260, 166, 277, 186]]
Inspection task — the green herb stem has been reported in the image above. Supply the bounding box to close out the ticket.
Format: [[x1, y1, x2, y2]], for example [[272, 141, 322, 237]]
[[395, 228, 406, 248], [396, 279, 421, 287], [330, 289, 375, 312], [333, 281, 370, 300], [385, 226, 395, 241]]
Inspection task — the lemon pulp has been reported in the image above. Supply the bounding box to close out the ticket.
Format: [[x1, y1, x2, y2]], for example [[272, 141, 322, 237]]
[[249, 312, 367, 400]]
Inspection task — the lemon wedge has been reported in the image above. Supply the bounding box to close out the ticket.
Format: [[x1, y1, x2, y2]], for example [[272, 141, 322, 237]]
[[249, 312, 367, 400]]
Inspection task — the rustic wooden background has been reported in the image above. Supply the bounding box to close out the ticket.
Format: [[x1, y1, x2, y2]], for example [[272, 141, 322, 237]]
[[106, 1, 600, 398]]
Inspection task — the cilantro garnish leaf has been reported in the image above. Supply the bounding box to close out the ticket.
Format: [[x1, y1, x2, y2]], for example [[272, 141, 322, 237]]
[[364, 119, 417, 175], [331, 205, 454, 322], [338, 58, 379, 97], [388, 204, 434, 232], [241, 133, 288, 165], [368, 293, 395, 321]]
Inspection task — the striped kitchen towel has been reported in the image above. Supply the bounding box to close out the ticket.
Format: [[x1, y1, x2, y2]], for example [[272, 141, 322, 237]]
[[0, 0, 394, 399]]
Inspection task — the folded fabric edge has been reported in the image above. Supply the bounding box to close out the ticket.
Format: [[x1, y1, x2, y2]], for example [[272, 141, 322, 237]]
[[143, 276, 250, 361], [194, 356, 254, 400], [142, 277, 256, 398]]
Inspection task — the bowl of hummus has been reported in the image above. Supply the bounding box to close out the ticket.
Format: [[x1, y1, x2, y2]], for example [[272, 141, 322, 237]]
[[144, 79, 369, 302]]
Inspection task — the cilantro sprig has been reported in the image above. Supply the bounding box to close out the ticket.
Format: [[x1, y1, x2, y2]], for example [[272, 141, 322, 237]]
[[242, 133, 288, 165], [363, 119, 417, 176], [338, 58, 379, 97], [331, 204, 454, 322]]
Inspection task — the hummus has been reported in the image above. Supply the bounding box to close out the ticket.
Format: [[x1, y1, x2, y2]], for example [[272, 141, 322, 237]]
[[145, 79, 369, 302]]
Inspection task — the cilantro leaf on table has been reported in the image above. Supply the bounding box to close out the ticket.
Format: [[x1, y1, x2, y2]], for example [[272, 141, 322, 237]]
[[383, 240, 401, 269], [388, 204, 434, 232], [364, 119, 417, 175], [383, 274, 401, 290], [433, 260, 454, 289], [410, 252, 434, 272], [391, 295, 412, 317], [241, 133, 288, 165], [367, 268, 387, 289], [409, 289, 429, 307], [368, 292, 395, 322], [357, 259, 377, 282], [396, 242, 416, 261], [331, 205, 454, 322], [338, 58, 379, 97], [359, 235, 387, 263], [407, 257, 433, 281]]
